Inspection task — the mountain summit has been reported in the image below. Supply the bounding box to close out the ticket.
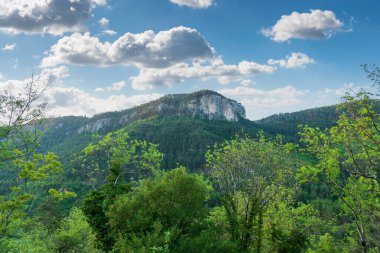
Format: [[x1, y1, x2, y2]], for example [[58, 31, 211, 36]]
[[74, 90, 246, 134], [40, 90, 346, 169], [136, 90, 246, 122]]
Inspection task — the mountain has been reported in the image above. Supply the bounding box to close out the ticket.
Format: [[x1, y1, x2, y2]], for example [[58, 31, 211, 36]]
[[254, 105, 339, 142], [255, 99, 380, 142], [42, 89, 246, 135], [40, 89, 354, 170], [39, 90, 255, 169]]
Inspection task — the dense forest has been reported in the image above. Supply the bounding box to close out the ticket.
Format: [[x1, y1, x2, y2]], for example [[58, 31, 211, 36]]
[[0, 65, 380, 252], [38, 99, 343, 172]]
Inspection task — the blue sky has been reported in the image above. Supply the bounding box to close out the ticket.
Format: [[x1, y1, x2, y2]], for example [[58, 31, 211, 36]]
[[0, 0, 379, 119]]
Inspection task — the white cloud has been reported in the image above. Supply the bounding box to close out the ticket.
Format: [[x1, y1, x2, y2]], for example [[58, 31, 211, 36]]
[[44, 86, 162, 116], [261, 9, 345, 42], [130, 58, 274, 90], [0, 0, 106, 35], [41, 32, 111, 67], [41, 26, 214, 68], [322, 83, 369, 97], [0, 66, 70, 107], [169, 0, 213, 9], [95, 81, 126, 92], [41, 26, 277, 90], [0, 67, 161, 117], [1, 43, 16, 51], [98, 17, 109, 27], [240, 80, 254, 86], [218, 85, 309, 119], [268, 52, 315, 69], [102, 29, 117, 36]]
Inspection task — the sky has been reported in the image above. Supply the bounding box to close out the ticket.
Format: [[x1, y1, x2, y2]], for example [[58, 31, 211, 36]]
[[0, 0, 379, 120]]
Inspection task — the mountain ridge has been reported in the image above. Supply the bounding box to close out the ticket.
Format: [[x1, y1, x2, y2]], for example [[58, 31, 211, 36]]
[[44, 89, 246, 135], [39, 89, 345, 169]]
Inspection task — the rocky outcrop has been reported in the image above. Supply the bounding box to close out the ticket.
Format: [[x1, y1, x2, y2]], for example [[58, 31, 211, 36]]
[[119, 90, 246, 124], [46, 90, 246, 134], [199, 93, 245, 121], [78, 118, 110, 134]]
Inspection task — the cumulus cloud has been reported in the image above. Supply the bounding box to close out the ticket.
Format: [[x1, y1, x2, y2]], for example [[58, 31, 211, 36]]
[[130, 58, 275, 90], [268, 52, 315, 69], [41, 26, 276, 90], [321, 83, 371, 98], [1, 43, 16, 51], [44, 87, 162, 116], [0, 67, 161, 117], [0, 66, 69, 108], [218, 85, 309, 119], [95, 81, 126, 92], [98, 17, 109, 27], [102, 29, 117, 36], [0, 0, 106, 35], [240, 80, 254, 86], [261, 9, 345, 42], [41, 26, 214, 68], [169, 0, 213, 9]]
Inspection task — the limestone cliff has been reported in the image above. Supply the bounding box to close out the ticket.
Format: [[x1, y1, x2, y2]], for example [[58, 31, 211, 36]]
[[52, 90, 245, 134], [119, 90, 246, 125]]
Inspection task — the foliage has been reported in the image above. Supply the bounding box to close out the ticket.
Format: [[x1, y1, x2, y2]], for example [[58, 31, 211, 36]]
[[2, 208, 99, 253], [2, 67, 380, 253], [81, 130, 163, 251], [107, 167, 215, 252], [0, 75, 75, 246], [52, 207, 100, 253], [300, 65, 380, 252], [82, 189, 116, 252], [80, 129, 162, 187], [206, 135, 310, 252]]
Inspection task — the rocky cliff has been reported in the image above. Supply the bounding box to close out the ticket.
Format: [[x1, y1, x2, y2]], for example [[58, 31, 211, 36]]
[[118, 90, 246, 125], [46, 90, 246, 135]]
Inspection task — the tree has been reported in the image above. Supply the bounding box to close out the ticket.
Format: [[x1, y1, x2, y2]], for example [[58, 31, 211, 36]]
[[81, 129, 163, 251], [80, 129, 163, 188], [0, 73, 49, 164], [82, 190, 115, 252], [107, 167, 212, 252], [52, 208, 99, 253], [0, 73, 72, 244], [206, 136, 305, 252], [300, 65, 380, 253]]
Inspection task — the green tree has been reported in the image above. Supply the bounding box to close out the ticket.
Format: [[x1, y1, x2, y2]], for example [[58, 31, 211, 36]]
[[81, 129, 163, 188], [0, 74, 74, 245], [81, 129, 163, 251], [300, 65, 380, 253], [107, 167, 212, 252], [52, 208, 99, 253], [82, 189, 115, 252], [206, 136, 307, 252]]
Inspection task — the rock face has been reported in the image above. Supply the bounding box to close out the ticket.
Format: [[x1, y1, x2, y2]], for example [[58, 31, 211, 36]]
[[44, 90, 246, 134], [199, 93, 246, 121], [119, 90, 246, 125], [186, 92, 245, 121], [78, 118, 110, 134]]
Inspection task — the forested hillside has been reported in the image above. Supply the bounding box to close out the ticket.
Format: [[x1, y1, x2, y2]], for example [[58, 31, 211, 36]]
[[39, 90, 347, 171], [254, 105, 339, 142], [1, 67, 380, 252]]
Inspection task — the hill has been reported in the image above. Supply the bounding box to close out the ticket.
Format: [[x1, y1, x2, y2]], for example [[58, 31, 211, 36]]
[[40, 90, 255, 170], [39, 90, 347, 170], [254, 105, 339, 142]]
